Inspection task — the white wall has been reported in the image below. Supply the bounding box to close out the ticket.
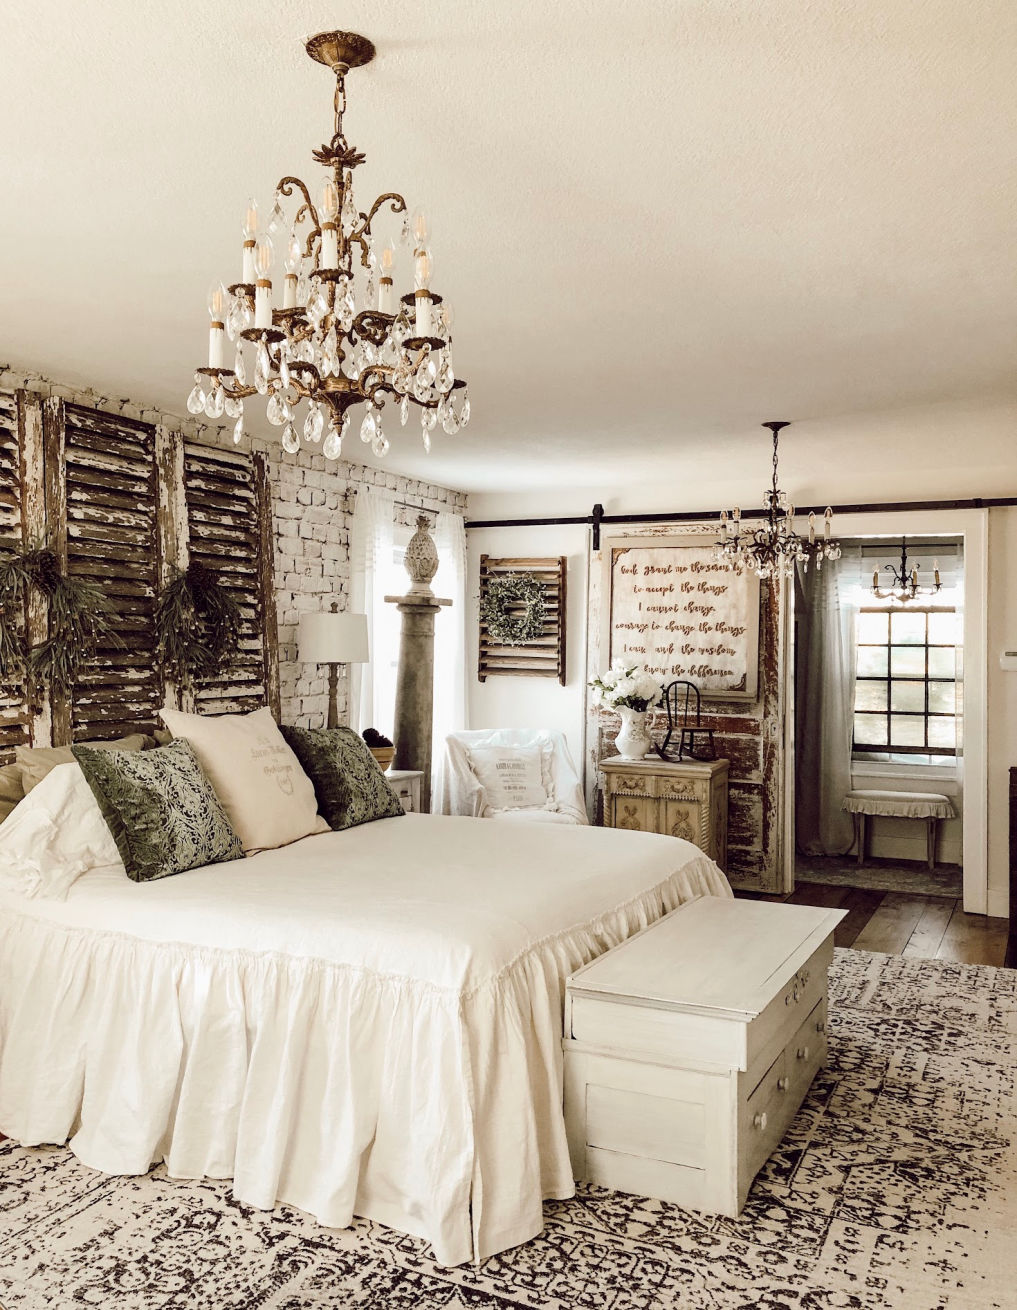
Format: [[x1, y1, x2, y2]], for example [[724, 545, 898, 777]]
[[466, 396, 1017, 918]]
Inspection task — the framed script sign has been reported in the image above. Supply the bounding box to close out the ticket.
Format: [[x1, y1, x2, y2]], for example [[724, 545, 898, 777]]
[[603, 535, 760, 700]]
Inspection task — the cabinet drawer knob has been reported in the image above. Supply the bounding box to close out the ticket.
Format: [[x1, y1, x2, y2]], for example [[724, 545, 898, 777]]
[[753, 1111, 768, 1131], [796, 1045, 810, 1061], [793, 986, 800, 1003], [801, 969, 810, 985], [816, 1020, 826, 1034], [776, 1076, 789, 1092]]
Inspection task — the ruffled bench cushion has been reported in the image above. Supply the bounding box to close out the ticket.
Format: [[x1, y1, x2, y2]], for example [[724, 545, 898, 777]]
[[842, 789, 956, 820], [0, 813, 730, 1267]]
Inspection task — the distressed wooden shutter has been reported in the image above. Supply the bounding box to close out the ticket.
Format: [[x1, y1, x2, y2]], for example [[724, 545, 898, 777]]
[[56, 403, 163, 741], [182, 443, 279, 717], [0, 392, 33, 759]]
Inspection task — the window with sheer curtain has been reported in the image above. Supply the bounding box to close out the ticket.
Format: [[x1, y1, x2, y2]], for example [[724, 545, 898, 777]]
[[349, 489, 467, 797]]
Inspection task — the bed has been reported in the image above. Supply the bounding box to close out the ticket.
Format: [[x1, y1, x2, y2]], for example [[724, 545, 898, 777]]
[[0, 811, 731, 1266]]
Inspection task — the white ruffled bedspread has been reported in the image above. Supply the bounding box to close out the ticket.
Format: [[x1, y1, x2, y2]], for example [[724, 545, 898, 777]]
[[0, 813, 730, 1266]]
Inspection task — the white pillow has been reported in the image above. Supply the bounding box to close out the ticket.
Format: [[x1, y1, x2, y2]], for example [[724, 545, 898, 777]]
[[159, 705, 325, 853], [0, 762, 124, 900], [468, 745, 551, 812]]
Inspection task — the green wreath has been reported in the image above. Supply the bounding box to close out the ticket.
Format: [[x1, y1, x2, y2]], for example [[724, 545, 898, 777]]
[[155, 560, 243, 687], [480, 571, 546, 646], [0, 545, 121, 690]]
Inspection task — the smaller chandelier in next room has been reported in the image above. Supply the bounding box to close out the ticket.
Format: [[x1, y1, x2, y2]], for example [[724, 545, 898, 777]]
[[870, 538, 942, 604], [185, 30, 470, 461], [715, 422, 841, 578]]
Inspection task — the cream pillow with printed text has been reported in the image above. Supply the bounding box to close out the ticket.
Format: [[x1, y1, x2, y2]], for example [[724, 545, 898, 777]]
[[159, 705, 326, 852]]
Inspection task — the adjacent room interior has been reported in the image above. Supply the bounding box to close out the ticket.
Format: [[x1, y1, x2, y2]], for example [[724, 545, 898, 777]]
[[1, 4, 1015, 1308]]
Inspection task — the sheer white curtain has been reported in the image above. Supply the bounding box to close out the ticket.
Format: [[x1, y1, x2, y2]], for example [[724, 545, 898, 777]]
[[795, 547, 861, 856], [431, 511, 469, 808], [350, 487, 398, 736]]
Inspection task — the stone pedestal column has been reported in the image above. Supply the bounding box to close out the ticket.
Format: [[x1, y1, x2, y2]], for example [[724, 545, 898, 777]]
[[385, 516, 451, 813]]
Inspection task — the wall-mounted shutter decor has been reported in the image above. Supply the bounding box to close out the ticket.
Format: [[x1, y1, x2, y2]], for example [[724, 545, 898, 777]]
[[0, 392, 33, 760], [58, 403, 163, 742], [182, 443, 279, 717], [478, 555, 567, 684]]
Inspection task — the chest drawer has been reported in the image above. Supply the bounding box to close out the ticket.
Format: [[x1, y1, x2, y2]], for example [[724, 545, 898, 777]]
[[745, 937, 832, 1078]]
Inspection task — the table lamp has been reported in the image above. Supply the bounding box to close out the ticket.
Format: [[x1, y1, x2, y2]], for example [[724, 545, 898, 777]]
[[298, 604, 369, 729]]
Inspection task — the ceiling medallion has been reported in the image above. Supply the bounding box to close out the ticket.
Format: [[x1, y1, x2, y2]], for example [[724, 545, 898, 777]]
[[870, 537, 942, 603], [715, 422, 841, 578], [185, 30, 470, 461]]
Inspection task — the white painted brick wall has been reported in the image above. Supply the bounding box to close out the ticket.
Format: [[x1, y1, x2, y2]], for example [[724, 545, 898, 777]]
[[253, 439, 467, 730]]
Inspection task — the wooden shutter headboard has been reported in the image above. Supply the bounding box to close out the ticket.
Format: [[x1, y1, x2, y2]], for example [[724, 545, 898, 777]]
[[0, 389, 280, 759]]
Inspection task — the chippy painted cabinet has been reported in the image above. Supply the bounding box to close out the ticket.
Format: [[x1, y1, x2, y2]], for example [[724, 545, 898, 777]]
[[600, 757, 729, 870]]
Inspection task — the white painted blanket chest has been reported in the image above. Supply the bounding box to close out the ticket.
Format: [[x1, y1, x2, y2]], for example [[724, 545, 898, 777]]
[[563, 896, 845, 1217]]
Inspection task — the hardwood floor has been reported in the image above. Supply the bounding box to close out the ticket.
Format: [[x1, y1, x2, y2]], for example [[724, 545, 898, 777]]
[[736, 880, 1010, 966]]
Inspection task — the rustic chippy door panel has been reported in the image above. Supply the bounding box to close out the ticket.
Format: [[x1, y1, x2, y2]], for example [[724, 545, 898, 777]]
[[0, 393, 34, 760]]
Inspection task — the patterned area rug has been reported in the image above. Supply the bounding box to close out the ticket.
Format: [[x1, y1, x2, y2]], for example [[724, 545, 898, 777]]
[[2, 949, 1015, 1310], [795, 856, 963, 898]]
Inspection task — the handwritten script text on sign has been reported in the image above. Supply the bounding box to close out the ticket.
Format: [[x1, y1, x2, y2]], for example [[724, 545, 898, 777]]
[[611, 547, 754, 692]]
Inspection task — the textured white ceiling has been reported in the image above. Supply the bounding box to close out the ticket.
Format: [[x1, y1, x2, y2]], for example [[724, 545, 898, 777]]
[[3, 1, 1015, 493]]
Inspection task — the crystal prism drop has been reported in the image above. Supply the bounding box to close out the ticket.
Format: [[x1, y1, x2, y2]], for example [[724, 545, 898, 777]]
[[233, 347, 247, 386], [254, 341, 271, 395], [438, 357, 454, 391], [372, 430, 390, 458], [322, 422, 343, 460], [266, 392, 285, 425], [186, 382, 205, 415], [204, 385, 225, 419], [307, 286, 328, 326], [423, 406, 438, 431], [365, 274, 376, 305], [360, 407, 376, 444], [342, 184, 357, 229], [303, 404, 322, 444], [423, 355, 438, 384], [399, 395, 409, 426], [233, 413, 245, 445], [224, 395, 242, 419], [421, 427, 431, 455], [281, 421, 300, 455], [279, 357, 291, 389], [339, 285, 356, 331], [460, 394, 471, 427], [400, 212, 411, 245], [414, 370, 431, 403], [266, 194, 286, 236]]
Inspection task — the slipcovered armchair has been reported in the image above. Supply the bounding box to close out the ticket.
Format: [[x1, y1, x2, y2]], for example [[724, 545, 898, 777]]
[[439, 728, 589, 824]]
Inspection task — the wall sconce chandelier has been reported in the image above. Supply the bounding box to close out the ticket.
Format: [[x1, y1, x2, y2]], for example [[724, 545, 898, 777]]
[[715, 422, 841, 579], [185, 30, 470, 461], [870, 537, 941, 603]]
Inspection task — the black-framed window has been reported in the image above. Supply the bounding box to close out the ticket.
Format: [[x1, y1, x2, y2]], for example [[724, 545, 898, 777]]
[[852, 607, 958, 758]]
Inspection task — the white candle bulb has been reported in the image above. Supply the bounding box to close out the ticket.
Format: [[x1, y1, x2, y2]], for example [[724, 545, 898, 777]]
[[254, 235, 274, 279], [414, 247, 433, 291], [284, 230, 301, 276], [411, 207, 430, 246], [415, 291, 433, 336], [208, 323, 225, 369], [321, 176, 340, 222], [255, 281, 273, 330], [320, 223, 338, 270]]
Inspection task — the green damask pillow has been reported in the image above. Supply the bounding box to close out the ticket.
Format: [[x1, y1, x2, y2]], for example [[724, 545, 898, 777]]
[[280, 726, 404, 831], [72, 739, 244, 883]]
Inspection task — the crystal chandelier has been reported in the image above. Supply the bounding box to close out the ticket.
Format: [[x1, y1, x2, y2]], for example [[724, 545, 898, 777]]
[[870, 537, 941, 603], [185, 30, 470, 461], [715, 422, 841, 578]]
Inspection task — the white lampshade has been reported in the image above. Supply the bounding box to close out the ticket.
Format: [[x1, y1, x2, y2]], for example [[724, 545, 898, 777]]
[[298, 611, 369, 665]]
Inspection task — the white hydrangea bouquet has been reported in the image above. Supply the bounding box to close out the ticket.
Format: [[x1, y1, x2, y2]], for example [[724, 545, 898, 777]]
[[588, 660, 663, 712], [589, 660, 664, 760]]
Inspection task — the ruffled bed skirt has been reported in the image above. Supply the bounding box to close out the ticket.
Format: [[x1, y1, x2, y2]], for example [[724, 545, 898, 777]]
[[0, 855, 729, 1265]]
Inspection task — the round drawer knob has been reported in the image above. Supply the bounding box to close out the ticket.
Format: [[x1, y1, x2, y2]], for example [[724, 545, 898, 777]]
[[792, 986, 800, 1003], [796, 1045, 810, 1061], [753, 1111, 768, 1131], [816, 1020, 826, 1034], [801, 969, 810, 984], [777, 1076, 789, 1092]]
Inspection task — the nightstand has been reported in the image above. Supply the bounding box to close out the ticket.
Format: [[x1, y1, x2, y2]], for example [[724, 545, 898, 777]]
[[387, 768, 423, 814]]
